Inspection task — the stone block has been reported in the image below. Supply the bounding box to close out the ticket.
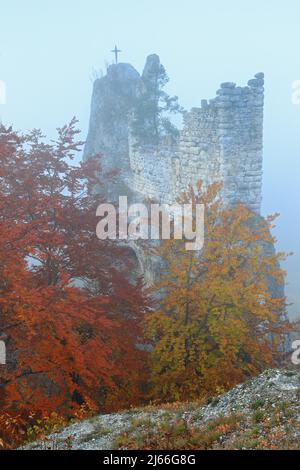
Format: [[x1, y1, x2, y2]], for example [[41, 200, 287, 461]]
[[220, 82, 236, 89]]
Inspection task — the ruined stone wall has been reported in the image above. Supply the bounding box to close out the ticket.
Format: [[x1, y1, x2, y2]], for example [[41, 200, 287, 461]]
[[129, 73, 264, 213], [83, 61, 286, 316]]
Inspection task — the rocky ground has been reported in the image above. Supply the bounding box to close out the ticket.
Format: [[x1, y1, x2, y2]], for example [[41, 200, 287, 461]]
[[22, 369, 300, 450]]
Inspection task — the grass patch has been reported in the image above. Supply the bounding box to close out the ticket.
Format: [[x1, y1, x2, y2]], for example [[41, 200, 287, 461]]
[[252, 410, 264, 424], [113, 414, 243, 450], [250, 400, 265, 411]]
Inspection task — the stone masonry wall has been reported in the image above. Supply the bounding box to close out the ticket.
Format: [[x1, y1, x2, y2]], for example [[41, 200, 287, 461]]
[[129, 73, 264, 213]]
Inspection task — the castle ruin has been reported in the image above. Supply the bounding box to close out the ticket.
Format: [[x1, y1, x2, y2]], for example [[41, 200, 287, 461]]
[[83, 54, 287, 303], [84, 54, 264, 215]]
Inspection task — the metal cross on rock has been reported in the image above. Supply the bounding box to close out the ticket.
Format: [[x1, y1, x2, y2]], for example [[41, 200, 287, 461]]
[[111, 45, 122, 64]]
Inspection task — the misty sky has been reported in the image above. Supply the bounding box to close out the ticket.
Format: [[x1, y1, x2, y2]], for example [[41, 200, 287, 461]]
[[0, 0, 299, 319]]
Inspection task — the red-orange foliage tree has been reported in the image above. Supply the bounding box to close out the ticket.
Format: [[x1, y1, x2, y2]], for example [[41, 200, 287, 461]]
[[0, 120, 148, 431]]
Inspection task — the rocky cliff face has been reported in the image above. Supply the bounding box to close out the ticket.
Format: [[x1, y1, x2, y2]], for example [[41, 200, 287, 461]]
[[84, 55, 163, 203], [84, 62, 141, 201]]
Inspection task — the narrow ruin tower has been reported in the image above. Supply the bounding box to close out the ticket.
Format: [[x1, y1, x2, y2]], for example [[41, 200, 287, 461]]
[[84, 62, 141, 201], [215, 73, 265, 213]]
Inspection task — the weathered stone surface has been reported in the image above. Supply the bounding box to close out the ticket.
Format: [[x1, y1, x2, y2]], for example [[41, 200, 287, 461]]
[[220, 82, 236, 88], [255, 72, 265, 80], [83, 62, 142, 201], [142, 53, 160, 81], [129, 72, 264, 213]]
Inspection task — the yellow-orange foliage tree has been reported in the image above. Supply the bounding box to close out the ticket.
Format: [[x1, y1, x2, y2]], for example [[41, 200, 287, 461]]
[[145, 182, 290, 402]]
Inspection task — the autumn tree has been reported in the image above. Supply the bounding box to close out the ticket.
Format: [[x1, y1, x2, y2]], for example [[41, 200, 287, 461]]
[[145, 182, 290, 402], [131, 55, 183, 145], [0, 121, 148, 421]]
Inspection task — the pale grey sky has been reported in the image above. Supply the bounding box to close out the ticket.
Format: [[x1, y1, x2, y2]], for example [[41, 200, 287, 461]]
[[0, 0, 299, 318]]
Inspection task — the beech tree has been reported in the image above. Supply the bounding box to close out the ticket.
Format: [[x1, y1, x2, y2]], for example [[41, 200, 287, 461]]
[[0, 121, 148, 420], [145, 182, 290, 402]]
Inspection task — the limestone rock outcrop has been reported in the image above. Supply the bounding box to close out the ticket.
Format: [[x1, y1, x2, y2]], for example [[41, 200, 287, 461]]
[[84, 62, 141, 201]]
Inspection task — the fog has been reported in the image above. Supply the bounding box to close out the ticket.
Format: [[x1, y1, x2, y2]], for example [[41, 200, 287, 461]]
[[0, 0, 299, 319]]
